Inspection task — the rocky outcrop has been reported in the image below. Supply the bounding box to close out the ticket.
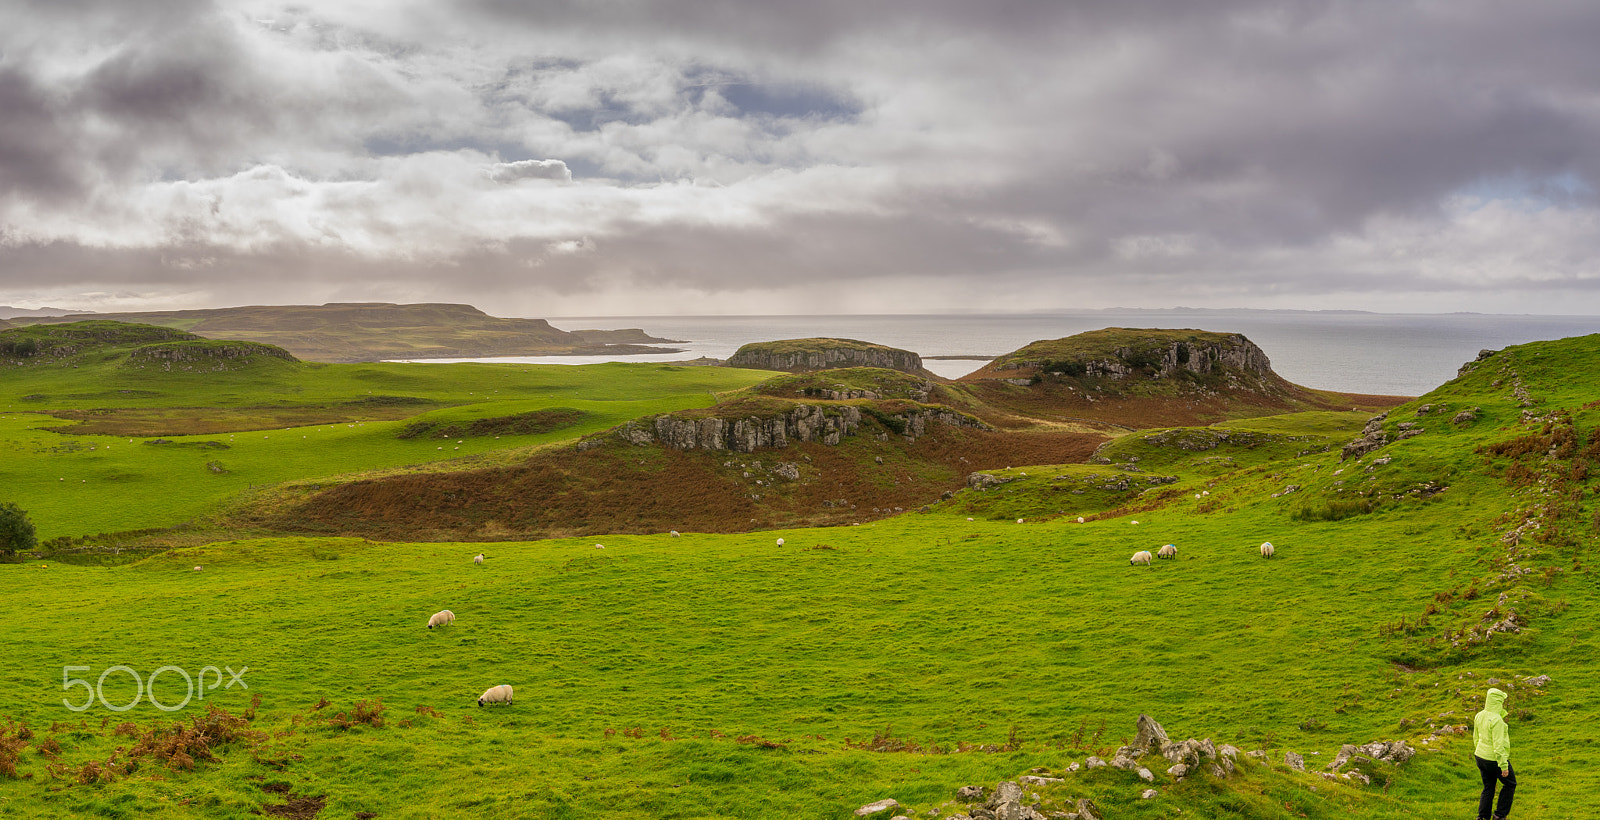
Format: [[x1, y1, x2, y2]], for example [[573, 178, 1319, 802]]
[[1340, 412, 1389, 460], [728, 338, 924, 374], [123, 340, 299, 371], [985, 332, 1273, 381], [587, 403, 989, 454]]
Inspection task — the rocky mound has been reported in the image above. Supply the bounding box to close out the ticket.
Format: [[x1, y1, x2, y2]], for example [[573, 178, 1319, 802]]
[[959, 328, 1407, 429], [122, 339, 300, 371], [968, 328, 1272, 384], [0, 321, 201, 364], [727, 338, 925, 374]]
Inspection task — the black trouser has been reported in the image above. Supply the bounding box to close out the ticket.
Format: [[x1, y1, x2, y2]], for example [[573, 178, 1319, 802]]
[[1475, 755, 1516, 818]]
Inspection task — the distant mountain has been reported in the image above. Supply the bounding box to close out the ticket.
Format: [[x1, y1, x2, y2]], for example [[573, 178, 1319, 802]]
[[0, 306, 94, 320], [8, 302, 684, 363]]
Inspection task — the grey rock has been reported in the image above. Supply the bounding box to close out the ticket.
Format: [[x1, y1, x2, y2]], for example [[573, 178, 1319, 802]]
[[956, 785, 986, 803], [1131, 714, 1170, 754], [1525, 674, 1552, 687], [856, 798, 901, 817], [1017, 775, 1063, 786], [1140, 789, 1158, 799], [1285, 752, 1306, 772], [1136, 767, 1154, 782], [1075, 798, 1101, 820], [1167, 763, 1189, 779], [1083, 756, 1106, 769]]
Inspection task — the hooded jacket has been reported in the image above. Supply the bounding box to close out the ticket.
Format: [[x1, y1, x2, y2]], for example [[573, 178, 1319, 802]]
[[1473, 687, 1511, 769]]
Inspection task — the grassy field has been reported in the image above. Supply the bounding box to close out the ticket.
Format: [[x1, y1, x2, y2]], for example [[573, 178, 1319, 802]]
[[1, 328, 1598, 818], [0, 356, 773, 540]]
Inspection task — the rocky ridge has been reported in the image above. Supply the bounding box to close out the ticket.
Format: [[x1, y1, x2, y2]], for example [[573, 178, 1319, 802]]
[[584, 402, 989, 454]]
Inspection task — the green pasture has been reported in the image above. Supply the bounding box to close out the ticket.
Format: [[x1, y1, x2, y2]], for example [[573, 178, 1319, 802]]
[[3, 333, 1599, 818], [0, 362, 773, 539], [0, 497, 1589, 818]]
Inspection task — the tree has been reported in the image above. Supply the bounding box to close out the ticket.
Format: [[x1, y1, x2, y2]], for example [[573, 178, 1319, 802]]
[[0, 502, 37, 557]]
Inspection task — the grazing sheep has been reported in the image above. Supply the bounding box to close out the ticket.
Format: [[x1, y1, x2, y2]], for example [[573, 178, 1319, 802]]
[[1130, 550, 1153, 566], [1077, 516, 1085, 523], [594, 543, 605, 549], [477, 684, 513, 707], [192, 566, 203, 572], [1157, 544, 1176, 559], [776, 537, 785, 546], [670, 531, 680, 537], [1016, 518, 1024, 524], [427, 610, 456, 629], [473, 554, 484, 565], [1260, 542, 1275, 558]]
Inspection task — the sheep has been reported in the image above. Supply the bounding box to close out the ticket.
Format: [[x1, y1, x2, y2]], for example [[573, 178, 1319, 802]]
[[192, 566, 203, 572], [477, 684, 513, 707], [670, 531, 680, 537], [1016, 518, 1024, 524], [1260, 541, 1275, 558], [1157, 544, 1176, 559], [1077, 516, 1085, 523], [473, 554, 484, 565], [427, 610, 456, 629], [776, 537, 785, 546], [1130, 550, 1153, 566]]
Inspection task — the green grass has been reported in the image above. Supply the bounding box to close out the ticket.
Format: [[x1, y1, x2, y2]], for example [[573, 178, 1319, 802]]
[[0, 360, 774, 539], [2, 329, 1599, 817]]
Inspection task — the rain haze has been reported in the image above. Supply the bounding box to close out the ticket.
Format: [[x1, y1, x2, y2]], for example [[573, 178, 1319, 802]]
[[3, 0, 1600, 317]]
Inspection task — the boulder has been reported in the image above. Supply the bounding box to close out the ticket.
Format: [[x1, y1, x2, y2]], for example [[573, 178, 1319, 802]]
[[1285, 751, 1306, 772], [856, 798, 901, 817], [956, 785, 986, 803], [1083, 756, 1107, 769], [1131, 714, 1170, 755]]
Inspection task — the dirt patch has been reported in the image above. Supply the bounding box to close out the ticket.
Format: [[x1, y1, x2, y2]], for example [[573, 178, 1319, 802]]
[[261, 792, 326, 819]]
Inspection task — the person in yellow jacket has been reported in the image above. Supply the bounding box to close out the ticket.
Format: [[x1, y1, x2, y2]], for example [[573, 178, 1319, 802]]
[[1473, 686, 1516, 819]]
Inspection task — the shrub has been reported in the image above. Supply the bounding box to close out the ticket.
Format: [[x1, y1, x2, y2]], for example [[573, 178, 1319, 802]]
[[0, 502, 37, 557]]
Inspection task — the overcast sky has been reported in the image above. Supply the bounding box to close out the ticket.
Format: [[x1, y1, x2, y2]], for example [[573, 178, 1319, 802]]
[[3, 0, 1600, 317]]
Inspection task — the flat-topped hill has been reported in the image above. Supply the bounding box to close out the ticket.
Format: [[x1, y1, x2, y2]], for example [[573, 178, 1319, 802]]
[[727, 338, 925, 374], [9, 303, 681, 363], [962, 327, 1407, 427]]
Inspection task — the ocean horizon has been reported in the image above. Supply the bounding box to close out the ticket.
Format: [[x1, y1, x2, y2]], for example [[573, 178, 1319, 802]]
[[398, 310, 1600, 397]]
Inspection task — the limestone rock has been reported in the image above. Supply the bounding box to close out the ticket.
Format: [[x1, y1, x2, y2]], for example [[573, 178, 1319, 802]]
[[856, 798, 901, 817], [1285, 751, 1305, 772], [1167, 763, 1189, 779], [1131, 714, 1170, 755], [956, 785, 986, 803], [1140, 789, 1158, 799], [1083, 756, 1107, 769]]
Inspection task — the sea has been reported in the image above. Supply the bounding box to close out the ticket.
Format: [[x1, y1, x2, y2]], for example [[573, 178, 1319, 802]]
[[399, 310, 1600, 397]]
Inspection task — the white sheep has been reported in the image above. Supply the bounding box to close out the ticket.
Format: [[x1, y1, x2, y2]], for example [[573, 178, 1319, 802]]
[[1016, 518, 1024, 524], [473, 554, 484, 565], [670, 531, 680, 537], [1077, 516, 1085, 523], [776, 537, 785, 546], [477, 684, 513, 707], [192, 566, 203, 572], [1260, 542, 1275, 558], [1157, 544, 1177, 559], [1130, 550, 1153, 566], [427, 610, 456, 629]]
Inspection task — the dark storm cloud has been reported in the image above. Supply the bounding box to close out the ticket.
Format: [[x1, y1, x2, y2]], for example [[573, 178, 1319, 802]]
[[6, 0, 1600, 313]]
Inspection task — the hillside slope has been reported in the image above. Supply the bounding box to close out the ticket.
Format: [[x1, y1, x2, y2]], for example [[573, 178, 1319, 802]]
[[2, 336, 1599, 817]]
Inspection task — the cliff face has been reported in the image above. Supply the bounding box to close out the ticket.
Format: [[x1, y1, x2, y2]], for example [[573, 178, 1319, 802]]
[[727, 339, 924, 374], [983, 331, 1272, 381], [583, 402, 987, 454]]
